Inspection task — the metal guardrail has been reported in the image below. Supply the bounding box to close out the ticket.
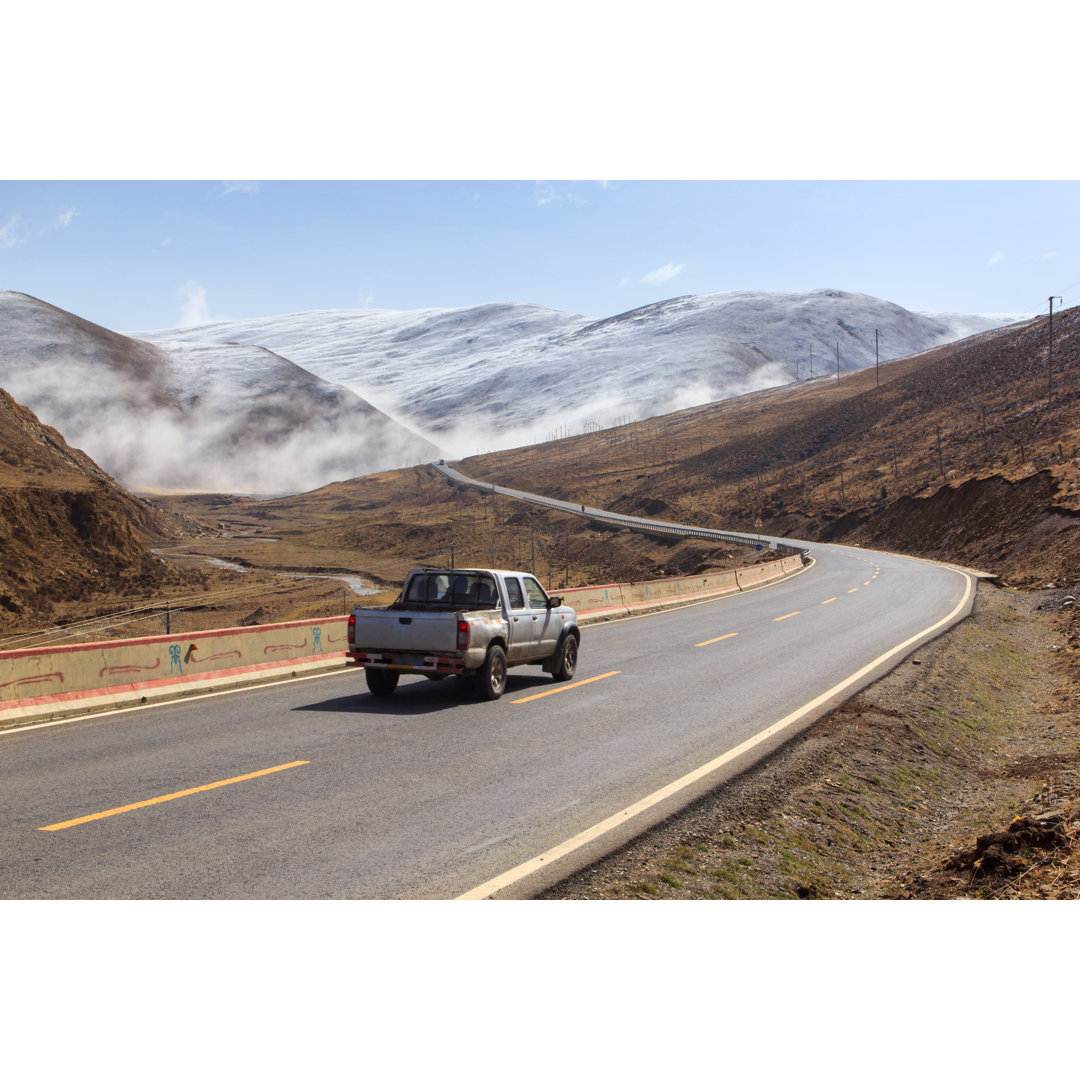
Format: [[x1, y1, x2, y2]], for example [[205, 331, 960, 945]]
[[432, 463, 808, 560]]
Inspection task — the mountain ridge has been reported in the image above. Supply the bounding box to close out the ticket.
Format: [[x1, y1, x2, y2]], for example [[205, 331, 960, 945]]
[[133, 288, 1022, 457]]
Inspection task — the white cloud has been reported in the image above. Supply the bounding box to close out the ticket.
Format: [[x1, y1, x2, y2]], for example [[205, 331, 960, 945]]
[[0, 214, 29, 249], [36, 207, 78, 236], [534, 181, 585, 207], [641, 262, 684, 285], [987, 250, 1005, 266], [178, 280, 211, 326], [218, 181, 262, 196]]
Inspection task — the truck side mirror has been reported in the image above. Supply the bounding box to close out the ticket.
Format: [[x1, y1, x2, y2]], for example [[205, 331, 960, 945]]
[[547, 596, 562, 608]]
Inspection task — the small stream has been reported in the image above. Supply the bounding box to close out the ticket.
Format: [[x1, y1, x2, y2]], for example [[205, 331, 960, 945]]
[[157, 552, 380, 596]]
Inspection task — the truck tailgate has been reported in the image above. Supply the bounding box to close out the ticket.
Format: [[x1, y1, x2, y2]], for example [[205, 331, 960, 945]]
[[350, 609, 459, 654]]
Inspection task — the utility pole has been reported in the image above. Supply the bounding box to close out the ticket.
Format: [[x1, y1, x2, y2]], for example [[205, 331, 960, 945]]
[[1049, 296, 1063, 408], [810, 343, 814, 379], [875, 329, 880, 388], [836, 341, 840, 386]]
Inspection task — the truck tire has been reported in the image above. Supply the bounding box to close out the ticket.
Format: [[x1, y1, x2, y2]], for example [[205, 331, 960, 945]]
[[551, 632, 579, 682], [476, 645, 507, 700], [365, 667, 400, 696]]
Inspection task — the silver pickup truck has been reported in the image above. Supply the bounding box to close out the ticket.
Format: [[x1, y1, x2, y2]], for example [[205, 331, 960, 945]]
[[346, 567, 580, 700]]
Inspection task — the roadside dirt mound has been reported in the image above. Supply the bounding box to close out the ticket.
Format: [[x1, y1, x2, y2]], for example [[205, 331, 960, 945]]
[[939, 808, 1076, 886]]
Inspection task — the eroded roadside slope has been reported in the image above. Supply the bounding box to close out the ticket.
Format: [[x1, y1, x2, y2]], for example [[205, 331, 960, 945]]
[[540, 582, 1080, 899]]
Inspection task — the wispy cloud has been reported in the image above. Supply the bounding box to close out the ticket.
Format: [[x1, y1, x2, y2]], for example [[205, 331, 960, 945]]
[[218, 181, 262, 197], [534, 181, 586, 207], [1027, 251, 1059, 262], [0, 214, 29, 249], [38, 207, 78, 235], [641, 262, 685, 285], [987, 250, 1005, 266]]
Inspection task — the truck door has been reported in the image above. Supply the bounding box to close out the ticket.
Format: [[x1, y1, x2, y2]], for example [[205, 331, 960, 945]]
[[504, 575, 539, 660], [523, 575, 561, 657]]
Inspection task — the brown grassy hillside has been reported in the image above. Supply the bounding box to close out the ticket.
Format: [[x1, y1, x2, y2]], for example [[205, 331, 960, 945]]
[[466, 305, 1080, 590], [0, 388, 191, 628]]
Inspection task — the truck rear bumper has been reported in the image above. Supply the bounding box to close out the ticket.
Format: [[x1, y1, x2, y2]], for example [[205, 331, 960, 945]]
[[347, 652, 466, 676]]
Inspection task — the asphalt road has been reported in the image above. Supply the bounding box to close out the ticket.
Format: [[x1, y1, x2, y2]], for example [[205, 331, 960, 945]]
[[0, 540, 971, 899]]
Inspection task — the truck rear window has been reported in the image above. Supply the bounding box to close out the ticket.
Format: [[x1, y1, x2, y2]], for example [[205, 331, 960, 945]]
[[403, 572, 498, 608]]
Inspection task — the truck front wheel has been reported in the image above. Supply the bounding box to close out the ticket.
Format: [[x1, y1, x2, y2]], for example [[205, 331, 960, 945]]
[[476, 645, 507, 700], [365, 667, 400, 696], [552, 633, 578, 682]]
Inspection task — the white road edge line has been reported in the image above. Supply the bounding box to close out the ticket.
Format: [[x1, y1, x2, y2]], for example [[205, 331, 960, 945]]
[[455, 567, 974, 900]]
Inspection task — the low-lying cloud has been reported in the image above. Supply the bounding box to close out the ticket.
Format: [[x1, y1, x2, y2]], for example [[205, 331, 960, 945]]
[[178, 281, 211, 327]]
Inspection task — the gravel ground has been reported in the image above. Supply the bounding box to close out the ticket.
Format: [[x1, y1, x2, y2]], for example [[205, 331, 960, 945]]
[[538, 582, 1080, 899]]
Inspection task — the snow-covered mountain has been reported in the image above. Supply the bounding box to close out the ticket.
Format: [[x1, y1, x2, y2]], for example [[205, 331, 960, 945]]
[[0, 287, 1022, 497], [134, 289, 1022, 456], [0, 291, 439, 494]]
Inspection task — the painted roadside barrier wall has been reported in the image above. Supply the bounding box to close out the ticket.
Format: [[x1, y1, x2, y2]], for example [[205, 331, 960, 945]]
[[0, 616, 351, 724], [563, 554, 804, 622], [0, 555, 805, 724]]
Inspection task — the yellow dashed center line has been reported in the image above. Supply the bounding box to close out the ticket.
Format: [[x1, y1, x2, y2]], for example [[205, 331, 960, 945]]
[[39, 760, 310, 832], [694, 632, 738, 647], [773, 611, 800, 622], [848, 588, 860, 594], [820, 597, 837, 605], [512, 671, 620, 704]]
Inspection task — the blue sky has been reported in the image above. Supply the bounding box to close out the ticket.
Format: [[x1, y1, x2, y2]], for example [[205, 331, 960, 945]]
[[4, 5, 1078, 333], [3, 179, 1078, 332]]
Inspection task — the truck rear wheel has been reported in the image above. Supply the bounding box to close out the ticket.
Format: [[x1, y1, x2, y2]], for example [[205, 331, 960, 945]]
[[476, 645, 507, 700], [365, 667, 400, 696], [551, 633, 578, 682]]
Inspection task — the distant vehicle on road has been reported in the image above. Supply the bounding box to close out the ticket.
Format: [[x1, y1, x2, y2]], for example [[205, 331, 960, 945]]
[[346, 568, 579, 700]]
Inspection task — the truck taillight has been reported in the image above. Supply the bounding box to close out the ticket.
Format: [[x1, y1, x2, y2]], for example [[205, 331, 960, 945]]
[[348, 613, 356, 645], [457, 619, 470, 650]]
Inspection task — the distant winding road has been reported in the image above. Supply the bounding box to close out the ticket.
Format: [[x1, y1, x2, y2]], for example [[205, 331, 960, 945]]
[[0, 472, 974, 899]]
